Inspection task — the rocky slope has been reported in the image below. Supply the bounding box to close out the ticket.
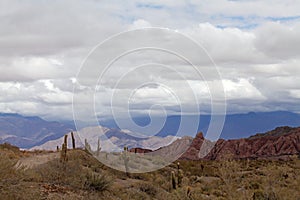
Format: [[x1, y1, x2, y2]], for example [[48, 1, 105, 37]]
[[180, 132, 215, 160], [180, 126, 300, 160]]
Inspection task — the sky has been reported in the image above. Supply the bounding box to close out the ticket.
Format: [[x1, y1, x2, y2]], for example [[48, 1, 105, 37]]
[[0, 0, 300, 122]]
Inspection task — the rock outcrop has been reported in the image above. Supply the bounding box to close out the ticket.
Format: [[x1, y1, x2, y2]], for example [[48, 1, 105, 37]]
[[180, 126, 300, 160]]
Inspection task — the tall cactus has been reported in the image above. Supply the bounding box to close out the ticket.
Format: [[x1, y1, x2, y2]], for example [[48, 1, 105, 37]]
[[64, 134, 68, 146], [96, 138, 101, 156], [84, 138, 91, 152], [122, 146, 130, 176], [71, 132, 75, 149], [171, 171, 176, 190], [60, 135, 68, 162], [170, 162, 184, 190], [178, 169, 183, 188], [177, 162, 183, 187]]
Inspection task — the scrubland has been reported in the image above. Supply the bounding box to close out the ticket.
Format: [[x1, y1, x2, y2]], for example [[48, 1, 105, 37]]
[[0, 143, 299, 200]]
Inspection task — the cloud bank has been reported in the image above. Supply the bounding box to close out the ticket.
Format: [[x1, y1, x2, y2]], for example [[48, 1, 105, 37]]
[[0, 0, 299, 121]]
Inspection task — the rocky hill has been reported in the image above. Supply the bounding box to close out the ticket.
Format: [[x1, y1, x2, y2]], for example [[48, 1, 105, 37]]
[[180, 126, 300, 160]]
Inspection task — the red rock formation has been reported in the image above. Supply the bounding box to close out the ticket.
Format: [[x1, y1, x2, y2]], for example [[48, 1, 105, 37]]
[[128, 127, 300, 160], [180, 132, 207, 160], [180, 126, 300, 160]]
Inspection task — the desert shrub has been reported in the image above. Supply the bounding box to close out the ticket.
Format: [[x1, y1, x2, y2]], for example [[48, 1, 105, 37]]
[[32, 150, 113, 192], [139, 183, 157, 197], [84, 172, 111, 192], [212, 189, 224, 197], [201, 184, 211, 194], [218, 159, 242, 189], [0, 182, 42, 200], [0, 143, 19, 153], [253, 190, 265, 200], [130, 173, 150, 180], [0, 152, 18, 179], [252, 190, 278, 200], [249, 182, 261, 190], [33, 157, 85, 189], [120, 188, 150, 200]]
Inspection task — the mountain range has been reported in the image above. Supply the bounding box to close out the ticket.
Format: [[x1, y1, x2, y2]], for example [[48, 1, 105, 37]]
[[1, 111, 300, 152], [0, 113, 74, 148], [100, 111, 300, 139]]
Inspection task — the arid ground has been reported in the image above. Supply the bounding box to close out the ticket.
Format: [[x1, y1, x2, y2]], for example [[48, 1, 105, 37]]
[[0, 143, 300, 200]]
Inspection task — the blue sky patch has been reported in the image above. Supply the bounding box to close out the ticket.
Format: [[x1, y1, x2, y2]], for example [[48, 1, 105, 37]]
[[136, 3, 164, 10]]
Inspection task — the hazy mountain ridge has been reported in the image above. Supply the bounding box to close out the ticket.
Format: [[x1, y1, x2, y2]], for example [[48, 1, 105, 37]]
[[1, 111, 300, 151], [248, 126, 298, 139], [100, 111, 300, 139], [0, 113, 75, 148], [31, 126, 180, 152]]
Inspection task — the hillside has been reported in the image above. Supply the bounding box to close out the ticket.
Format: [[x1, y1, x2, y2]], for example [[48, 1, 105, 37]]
[[180, 126, 300, 160]]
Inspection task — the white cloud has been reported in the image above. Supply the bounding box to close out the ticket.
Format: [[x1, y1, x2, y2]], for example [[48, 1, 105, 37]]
[[254, 22, 300, 59], [129, 19, 152, 29], [223, 78, 266, 100], [0, 0, 300, 121]]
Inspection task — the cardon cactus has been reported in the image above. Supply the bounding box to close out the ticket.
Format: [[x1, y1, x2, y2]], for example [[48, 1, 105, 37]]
[[177, 162, 183, 187], [71, 132, 76, 149], [60, 135, 68, 162], [122, 146, 130, 176], [178, 169, 183, 187], [85, 138, 92, 152], [171, 171, 176, 190], [96, 138, 101, 156]]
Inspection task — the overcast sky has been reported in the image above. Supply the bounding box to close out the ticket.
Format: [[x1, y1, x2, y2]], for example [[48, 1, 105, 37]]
[[0, 0, 300, 121]]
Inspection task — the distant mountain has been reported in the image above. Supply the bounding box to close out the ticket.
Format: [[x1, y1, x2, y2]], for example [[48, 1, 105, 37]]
[[216, 111, 300, 139], [99, 111, 300, 139], [2, 111, 300, 150], [249, 126, 298, 139], [0, 113, 75, 148], [179, 126, 300, 160], [31, 125, 180, 152]]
